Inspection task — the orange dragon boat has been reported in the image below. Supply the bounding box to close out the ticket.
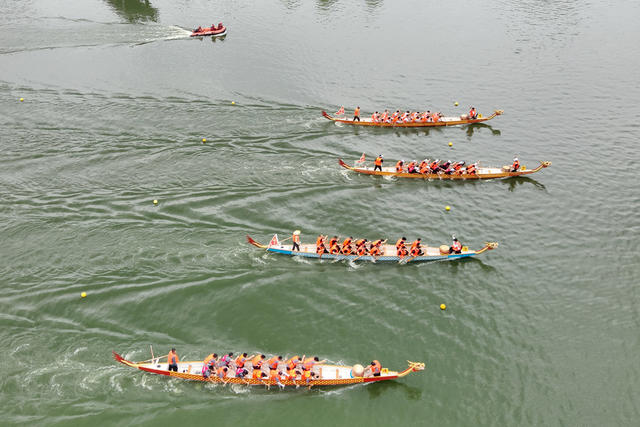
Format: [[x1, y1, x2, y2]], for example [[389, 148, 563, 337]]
[[322, 109, 503, 127], [339, 158, 551, 180], [247, 235, 497, 263], [113, 351, 425, 388]]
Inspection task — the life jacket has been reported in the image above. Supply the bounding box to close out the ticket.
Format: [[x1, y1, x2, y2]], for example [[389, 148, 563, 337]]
[[316, 244, 325, 255], [293, 234, 300, 244], [381, 112, 389, 121], [252, 369, 262, 379], [433, 114, 440, 122], [395, 161, 403, 172], [217, 367, 227, 378], [357, 245, 367, 255], [341, 245, 353, 255], [235, 355, 246, 368], [469, 108, 476, 118], [454, 162, 463, 171], [354, 107, 360, 116], [374, 156, 383, 166], [269, 370, 278, 381], [370, 245, 381, 256], [236, 367, 246, 377], [467, 164, 476, 174], [328, 237, 338, 247], [303, 371, 312, 381], [411, 112, 418, 122], [219, 354, 230, 365], [286, 356, 300, 370], [167, 352, 178, 365], [355, 239, 365, 247], [251, 355, 263, 368], [407, 162, 416, 173], [303, 359, 315, 371], [400, 112, 409, 121], [395, 238, 405, 249], [512, 160, 520, 170], [420, 112, 429, 122], [316, 236, 324, 247], [419, 162, 429, 174], [371, 113, 377, 122], [371, 360, 381, 374], [399, 247, 408, 257], [452, 241, 462, 251], [203, 353, 216, 366], [342, 238, 352, 248], [330, 244, 340, 254], [267, 357, 280, 370], [287, 368, 297, 380], [430, 161, 439, 171]]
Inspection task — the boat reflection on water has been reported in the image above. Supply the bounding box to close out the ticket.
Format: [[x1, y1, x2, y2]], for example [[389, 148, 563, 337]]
[[104, 0, 158, 22], [503, 176, 547, 192], [465, 123, 501, 137]]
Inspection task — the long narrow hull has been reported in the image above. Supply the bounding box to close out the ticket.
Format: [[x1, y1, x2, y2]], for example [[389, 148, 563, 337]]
[[339, 159, 551, 180], [322, 110, 503, 127], [247, 236, 497, 263], [113, 352, 424, 387]]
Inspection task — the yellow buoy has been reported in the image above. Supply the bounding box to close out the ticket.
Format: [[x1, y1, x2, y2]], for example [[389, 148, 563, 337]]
[[231, 101, 235, 105], [445, 205, 450, 211], [202, 138, 207, 143], [440, 303, 446, 310], [448, 142, 453, 147], [153, 199, 158, 205], [454, 101, 458, 106], [81, 292, 87, 298], [19, 98, 24, 102]]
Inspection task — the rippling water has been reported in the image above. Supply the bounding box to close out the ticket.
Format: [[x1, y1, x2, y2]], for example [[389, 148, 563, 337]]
[[1, 0, 639, 425]]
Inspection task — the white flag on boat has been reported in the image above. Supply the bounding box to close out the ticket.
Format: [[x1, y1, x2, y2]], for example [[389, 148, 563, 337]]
[[356, 153, 365, 164], [335, 106, 345, 115], [269, 234, 279, 247]]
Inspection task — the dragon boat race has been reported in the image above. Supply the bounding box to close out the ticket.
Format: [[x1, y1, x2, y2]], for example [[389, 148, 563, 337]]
[[1, 0, 639, 425]]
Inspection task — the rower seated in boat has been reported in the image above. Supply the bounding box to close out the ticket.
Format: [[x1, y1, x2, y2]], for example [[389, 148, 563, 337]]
[[217, 366, 229, 380], [355, 239, 368, 256], [419, 160, 429, 174], [430, 159, 440, 173], [449, 236, 463, 254], [316, 235, 328, 254], [236, 367, 249, 379], [364, 360, 382, 377], [267, 355, 283, 372], [400, 111, 410, 123], [286, 355, 302, 370], [369, 240, 383, 256], [406, 161, 418, 174], [468, 107, 477, 119], [381, 110, 390, 122], [203, 352, 218, 368], [410, 238, 423, 256], [396, 237, 407, 256], [218, 352, 233, 367], [234, 352, 248, 369], [202, 363, 215, 378], [251, 354, 266, 370], [511, 157, 520, 172], [453, 161, 465, 174], [466, 163, 477, 175], [395, 160, 404, 173], [195, 26, 203, 32], [303, 356, 320, 371], [439, 160, 451, 172], [341, 237, 354, 255]]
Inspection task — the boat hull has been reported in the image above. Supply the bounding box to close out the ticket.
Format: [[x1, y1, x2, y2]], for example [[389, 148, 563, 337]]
[[339, 159, 551, 180], [113, 352, 420, 387], [190, 28, 227, 37], [322, 110, 503, 127]]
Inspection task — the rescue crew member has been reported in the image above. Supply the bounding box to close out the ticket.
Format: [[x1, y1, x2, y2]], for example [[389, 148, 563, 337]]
[[395, 159, 404, 173], [292, 230, 301, 252], [511, 157, 520, 172], [449, 236, 463, 254], [353, 106, 361, 122], [410, 238, 423, 256], [167, 348, 179, 372], [469, 107, 477, 119], [374, 155, 383, 172]]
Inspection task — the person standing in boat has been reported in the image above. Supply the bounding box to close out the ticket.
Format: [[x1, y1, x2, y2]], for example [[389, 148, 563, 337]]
[[374, 155, 383, 172], [167, 348, 179, 372], [511, 157, 520, 172], [292, 230, 301, 252], [449, 236, 463, 254], [353, 106, 361, 122]]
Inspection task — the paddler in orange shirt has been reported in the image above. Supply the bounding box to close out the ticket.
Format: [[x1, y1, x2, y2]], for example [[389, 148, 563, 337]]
[[353, 106, 361, 122], [395, 159, 404, 173], [341, 237, 354, 255], [374, 154, 383, 172], [167, 348, 179, 372], [511, 157, 520, 172]]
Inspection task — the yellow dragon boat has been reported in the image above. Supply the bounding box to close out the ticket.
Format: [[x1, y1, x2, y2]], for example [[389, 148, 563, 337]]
[[113, 351, 425, 388]]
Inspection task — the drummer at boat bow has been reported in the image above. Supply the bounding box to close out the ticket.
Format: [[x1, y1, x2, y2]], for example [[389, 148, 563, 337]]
[[167, 348, 179, 372], [511, 157, 520, 172], [374, 155, 383, 172], [469, 106, 477, 119], [364, 360, 382, 377]]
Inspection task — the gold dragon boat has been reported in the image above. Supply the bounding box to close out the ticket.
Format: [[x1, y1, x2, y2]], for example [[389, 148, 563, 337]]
[[322, 109, 503, 127], [339, 159, 551, 180], [113, 351, 425, 388]]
